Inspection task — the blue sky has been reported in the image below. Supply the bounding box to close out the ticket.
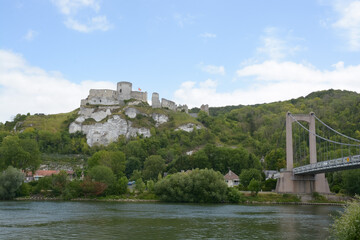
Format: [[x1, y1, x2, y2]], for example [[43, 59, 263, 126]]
[[1, 0, 360, 122]]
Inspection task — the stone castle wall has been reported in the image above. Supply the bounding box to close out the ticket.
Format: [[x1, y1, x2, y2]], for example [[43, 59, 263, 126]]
[[131, 91, 147, 102], [117, 82, 132, 100], [82, 89, 119, 106], [161, 98, 176, 111], [152, 93, 161, 108]]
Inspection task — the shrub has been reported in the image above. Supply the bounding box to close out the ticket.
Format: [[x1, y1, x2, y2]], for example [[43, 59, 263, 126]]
[[331, 196, 360, 239]]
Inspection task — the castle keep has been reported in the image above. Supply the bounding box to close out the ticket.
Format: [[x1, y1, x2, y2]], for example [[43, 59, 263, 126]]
[[81, 81, 188, 113]]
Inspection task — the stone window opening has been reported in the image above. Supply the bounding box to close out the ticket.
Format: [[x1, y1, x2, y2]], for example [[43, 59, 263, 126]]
[[120, 89, 122, 93]]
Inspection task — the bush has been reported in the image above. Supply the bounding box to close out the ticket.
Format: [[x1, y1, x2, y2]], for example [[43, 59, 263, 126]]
[[331, 196, 360, 239], [227, 187, 243, 203], [263, 178, 277, 191], [154, 168, 228, 203], [0, 166, 24, 200], [248, 178, 261, 196]]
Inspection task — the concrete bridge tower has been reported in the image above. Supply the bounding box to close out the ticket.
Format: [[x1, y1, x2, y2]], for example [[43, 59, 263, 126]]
[[276, 112, 330, 194]]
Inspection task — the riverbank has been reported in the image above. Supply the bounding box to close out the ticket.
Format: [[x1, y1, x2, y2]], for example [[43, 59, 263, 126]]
[[14, 192, 347, 206]]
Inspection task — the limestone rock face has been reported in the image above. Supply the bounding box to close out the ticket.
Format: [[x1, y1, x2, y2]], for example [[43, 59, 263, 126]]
[[69, 109, 151, 147], [152, 113, 169, 126], [78, 108, 112, 122], [124, 107, 139, 119], [176, 123, 202, 132]]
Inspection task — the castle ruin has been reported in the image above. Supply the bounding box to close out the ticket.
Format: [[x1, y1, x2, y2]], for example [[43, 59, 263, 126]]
[[81, 81, 192, 113]]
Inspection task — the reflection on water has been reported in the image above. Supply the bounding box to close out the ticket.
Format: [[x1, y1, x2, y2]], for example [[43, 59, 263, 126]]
[[0, 201, 341, 240]]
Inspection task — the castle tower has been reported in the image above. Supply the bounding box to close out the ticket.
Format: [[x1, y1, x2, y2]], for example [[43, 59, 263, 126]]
[[152, 92, 161, 108], [117, 82, 132, 101]]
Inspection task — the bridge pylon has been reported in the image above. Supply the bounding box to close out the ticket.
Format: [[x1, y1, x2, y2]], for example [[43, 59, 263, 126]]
[[275, 112, 330, 194]]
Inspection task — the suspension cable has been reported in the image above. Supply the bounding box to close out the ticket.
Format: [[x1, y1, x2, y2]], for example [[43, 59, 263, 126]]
[[289, 114, 360, 147], [314, 114, 360, 143]]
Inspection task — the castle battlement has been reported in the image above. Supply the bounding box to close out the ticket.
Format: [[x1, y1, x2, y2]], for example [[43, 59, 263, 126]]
[[80, 81, 203, 114]]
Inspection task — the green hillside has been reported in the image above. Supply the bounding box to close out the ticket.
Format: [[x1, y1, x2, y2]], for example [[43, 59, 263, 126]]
[[1, 89, 360, 196]]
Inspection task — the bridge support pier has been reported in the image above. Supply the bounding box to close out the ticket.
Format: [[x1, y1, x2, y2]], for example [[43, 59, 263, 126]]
[[276, 172, 330, 194], [276, 112, 330, 194]]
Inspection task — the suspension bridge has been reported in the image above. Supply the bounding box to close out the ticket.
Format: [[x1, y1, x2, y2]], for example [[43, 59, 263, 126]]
[[276, 112, 360, 194]]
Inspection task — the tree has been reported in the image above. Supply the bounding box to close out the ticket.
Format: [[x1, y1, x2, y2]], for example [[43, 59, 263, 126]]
[[0, 135, 40, 171], [88, 165, 115, 186], [248, 178, 261, 196], [142, 155, 165, 180], [154, 168, 228, 203], [342, 169, 360, 195], [88, 150, 126, 178], [239, 168, 262, 189], [0, 166, 24, 200], [265, 149, 285, 170], [331, 197, 360, 240], [135, 178, 145, 193]]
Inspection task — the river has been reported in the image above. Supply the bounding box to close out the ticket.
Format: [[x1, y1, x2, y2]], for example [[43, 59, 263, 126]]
[[0, 201, 341, 239]]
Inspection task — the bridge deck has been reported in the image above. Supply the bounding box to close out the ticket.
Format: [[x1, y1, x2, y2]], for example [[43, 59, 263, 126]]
[[293, 155, 360, 175]]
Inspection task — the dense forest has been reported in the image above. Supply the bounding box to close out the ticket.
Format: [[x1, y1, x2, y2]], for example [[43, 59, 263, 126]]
[[1, 89, 360, 200]]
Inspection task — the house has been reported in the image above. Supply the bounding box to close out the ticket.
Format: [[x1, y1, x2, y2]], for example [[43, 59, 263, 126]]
[[25, 170, 75, 182], [224, 170, 239, 187], [263, 170, 279, 180]]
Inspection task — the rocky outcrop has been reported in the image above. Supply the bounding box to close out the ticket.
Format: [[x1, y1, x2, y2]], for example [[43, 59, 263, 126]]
[[176, 123, 202, 132], [152, 113, 169, 126], [69, 109, 151, 147]]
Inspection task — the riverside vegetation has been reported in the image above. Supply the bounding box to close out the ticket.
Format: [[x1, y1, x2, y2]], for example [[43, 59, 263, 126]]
[[1, 89, 360, 203]]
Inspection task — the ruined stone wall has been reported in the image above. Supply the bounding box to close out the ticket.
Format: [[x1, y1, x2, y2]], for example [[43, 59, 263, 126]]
[[200, 104, 209, 115], [85, 89, 119, 105], [177, 104, 188, 113], [131, 91, 147, 102], [117, 81, 132, 100], [161, 98, 176, 111], [152, 92, 161, 108]]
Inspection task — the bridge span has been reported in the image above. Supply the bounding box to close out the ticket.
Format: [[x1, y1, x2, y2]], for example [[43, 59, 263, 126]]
[[275, 112, 360, 194]]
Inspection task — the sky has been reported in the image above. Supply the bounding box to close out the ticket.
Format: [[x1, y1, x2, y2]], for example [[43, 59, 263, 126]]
[[1, 0, 360, 123]]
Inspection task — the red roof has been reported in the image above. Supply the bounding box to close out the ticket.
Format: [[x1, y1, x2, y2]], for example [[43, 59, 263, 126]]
[[224, 170, 239, 181], [26, 170, 74, 177]]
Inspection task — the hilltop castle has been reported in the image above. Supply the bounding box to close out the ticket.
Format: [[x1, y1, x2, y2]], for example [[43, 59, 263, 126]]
[[81, 81, 190, 113]]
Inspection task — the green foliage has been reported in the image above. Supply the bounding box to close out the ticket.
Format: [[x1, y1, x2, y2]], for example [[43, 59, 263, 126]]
[[227, 187, 243, 203], [135, 178, 146, 193], [88, 165, 115, 186], [80, 177, 107, 197], [331, 197, 360, 240], [154, 168, 228, 203], [265, 149, 285, 170], [146, 180, 155, 192], [0, 135, 41, 171], [0, 166, 24, 200], [248, 178, 261, 196], [88, 150, 126, 178], [239, 168, 262, 189], [342, 170, 360, 196], [263, 178, 277, 191], [142, 155, 165, 180]]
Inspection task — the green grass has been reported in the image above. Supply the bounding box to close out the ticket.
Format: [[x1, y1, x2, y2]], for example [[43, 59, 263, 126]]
[[20, 109, 79, 133], [240, 192, 301, 203]]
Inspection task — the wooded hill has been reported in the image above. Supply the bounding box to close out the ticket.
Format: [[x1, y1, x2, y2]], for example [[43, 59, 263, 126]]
[[1, 89, 360, 195]]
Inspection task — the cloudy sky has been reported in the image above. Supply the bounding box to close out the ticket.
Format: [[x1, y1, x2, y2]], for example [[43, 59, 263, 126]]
[[1, 0, 360, 123]]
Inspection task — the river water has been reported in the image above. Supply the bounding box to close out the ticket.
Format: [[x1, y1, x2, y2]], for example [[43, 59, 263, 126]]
[[0, 201, 341, 240]]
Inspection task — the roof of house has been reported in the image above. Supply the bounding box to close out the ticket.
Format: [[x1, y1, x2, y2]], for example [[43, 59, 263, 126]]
[[224, 170, 239, 181], [26, 170, 74, 177]]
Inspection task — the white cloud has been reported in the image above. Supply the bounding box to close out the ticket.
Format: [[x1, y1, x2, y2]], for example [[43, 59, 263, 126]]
[[174, 60, 360, 108], [64, 16, 111, 33], [332, 1, 360, 51], [199, 32, 216, 38], [256, 27, 303, 60], [51, 0, 111, 33], [24, 29, 37, 41], [173, 13, 195, 28], [0, 49, 114, 123], [201, 64, 225, 75], [51, 0, 100, 15]]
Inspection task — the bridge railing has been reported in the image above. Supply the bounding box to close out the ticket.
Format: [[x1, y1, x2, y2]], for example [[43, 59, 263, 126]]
[[293, 155, 360, 174]]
